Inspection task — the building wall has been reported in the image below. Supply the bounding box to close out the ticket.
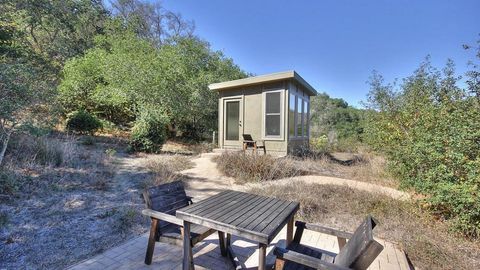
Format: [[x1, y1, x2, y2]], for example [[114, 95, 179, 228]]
[[218, 81, 289, 155]]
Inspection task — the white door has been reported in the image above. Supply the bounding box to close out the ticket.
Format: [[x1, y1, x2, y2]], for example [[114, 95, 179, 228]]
[[223, 98, 243, 148]]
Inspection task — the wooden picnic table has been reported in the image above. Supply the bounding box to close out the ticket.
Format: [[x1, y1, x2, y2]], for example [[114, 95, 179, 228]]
[[176, 190, 300, 270]]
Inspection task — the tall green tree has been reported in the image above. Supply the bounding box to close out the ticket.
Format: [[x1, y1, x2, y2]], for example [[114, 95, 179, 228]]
[[59, 30, 246, 147], [3, 0, 108, 68]]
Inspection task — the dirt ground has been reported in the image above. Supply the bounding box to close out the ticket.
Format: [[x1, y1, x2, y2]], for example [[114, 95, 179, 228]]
[[0, 136, 193, 269]]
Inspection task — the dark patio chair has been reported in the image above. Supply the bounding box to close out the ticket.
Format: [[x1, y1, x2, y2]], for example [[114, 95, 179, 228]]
[[274, 215, 384, 270], [141, 181, 218, 265], [242, 134, 266, 154]]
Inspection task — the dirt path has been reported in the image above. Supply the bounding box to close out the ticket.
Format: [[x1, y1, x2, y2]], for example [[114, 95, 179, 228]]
[[180, 152, 235, 200], [241, 175, 410, 200], [178, 152, 410, 201]]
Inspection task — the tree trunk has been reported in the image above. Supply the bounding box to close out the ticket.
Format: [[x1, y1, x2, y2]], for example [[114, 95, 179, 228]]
[[0, 132, 11, 167]]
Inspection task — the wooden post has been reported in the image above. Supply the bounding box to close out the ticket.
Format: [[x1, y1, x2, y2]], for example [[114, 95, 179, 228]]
[[212, 131, 216, 145], [182, 221, 194, 270], [218, 231, 227, 257], [337, 237, 347, 250], [144, 218, 158, 265], [286, 216, 294, 247], [258, 243, 267, 270]]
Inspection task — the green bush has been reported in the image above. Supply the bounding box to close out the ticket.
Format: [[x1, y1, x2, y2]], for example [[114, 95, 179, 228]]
[[129, 111, 168, 152], [310, 135, 329, 152], [365, 60, 480, 237], [65, 110, 102, 134]]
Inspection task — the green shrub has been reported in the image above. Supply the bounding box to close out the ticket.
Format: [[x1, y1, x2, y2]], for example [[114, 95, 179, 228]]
[[365, 60, 480, 237], [65, 110, 102, 134], [310, 135, 329, 152], [129, 111, 168, 152]]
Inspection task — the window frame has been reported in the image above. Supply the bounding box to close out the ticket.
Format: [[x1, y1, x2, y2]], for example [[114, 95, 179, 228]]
[[288, 90, 310, 140], [262, 88, 284, 140], [288, 93, 296, 138]]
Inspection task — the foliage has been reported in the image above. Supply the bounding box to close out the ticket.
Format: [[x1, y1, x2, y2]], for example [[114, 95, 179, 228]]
[[129, 109, 168, 152], [309, 93, 364, 150], [0, 0, 105, 165], [364, 57, 480, 237], [59, 30, 246, 148], [66, 110, 102, 134], [3, 0, 108, 68], [109, 0, 194, 45], [310, 135, 329, 152]]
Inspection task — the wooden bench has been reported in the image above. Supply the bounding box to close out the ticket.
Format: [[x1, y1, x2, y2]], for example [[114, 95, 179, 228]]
[[242, 134, 266, 154], [274, 215, 384, 270], [141, 181, 217, 265]]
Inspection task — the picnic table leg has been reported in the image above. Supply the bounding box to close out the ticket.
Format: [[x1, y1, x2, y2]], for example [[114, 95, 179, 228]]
[[286, 216, 294, 247], [182, 221, 194, 270], [258, 243, 267, 270], [218, 231, 227, 256]]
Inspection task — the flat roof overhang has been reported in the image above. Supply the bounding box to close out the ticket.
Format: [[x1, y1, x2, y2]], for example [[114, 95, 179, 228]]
[[208, 70, 317, 96]]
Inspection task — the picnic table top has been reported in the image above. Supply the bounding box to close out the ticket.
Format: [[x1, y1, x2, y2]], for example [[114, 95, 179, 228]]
[[176, 190, 299, 244]]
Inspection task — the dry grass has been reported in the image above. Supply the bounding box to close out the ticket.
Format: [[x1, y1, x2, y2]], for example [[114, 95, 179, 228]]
[[0, 133, 149, 269], [6, 134, 78, 168], [249, 182, 480, 270], [161, 140, 214, 155], [296, 150, 398, 188], [142, 155, 193, 187], [214, 151, 303, 184]]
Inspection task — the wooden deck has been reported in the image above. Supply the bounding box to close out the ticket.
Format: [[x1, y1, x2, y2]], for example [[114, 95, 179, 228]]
[[67, 223, 411, 270]]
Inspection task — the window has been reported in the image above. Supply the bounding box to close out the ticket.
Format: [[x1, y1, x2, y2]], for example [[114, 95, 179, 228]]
[[265, 92, 281, 137], [289, 93, 309, 139], [289, 93, 296, 137], [303, 100, 308, 137], [296, 97, 303, 137]]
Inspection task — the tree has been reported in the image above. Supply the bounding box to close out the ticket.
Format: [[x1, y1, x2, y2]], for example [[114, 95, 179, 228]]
[[364, 57, 480, 237], [0, 13, 55, 166], [4, 0, 108, 68], [309, 93, 364, 142], [109, 0, 194, 46], [59, 30, 246, 147]]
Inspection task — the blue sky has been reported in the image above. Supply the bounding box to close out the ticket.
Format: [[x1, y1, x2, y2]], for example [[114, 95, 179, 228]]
[[162, 0, 479, 107]]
